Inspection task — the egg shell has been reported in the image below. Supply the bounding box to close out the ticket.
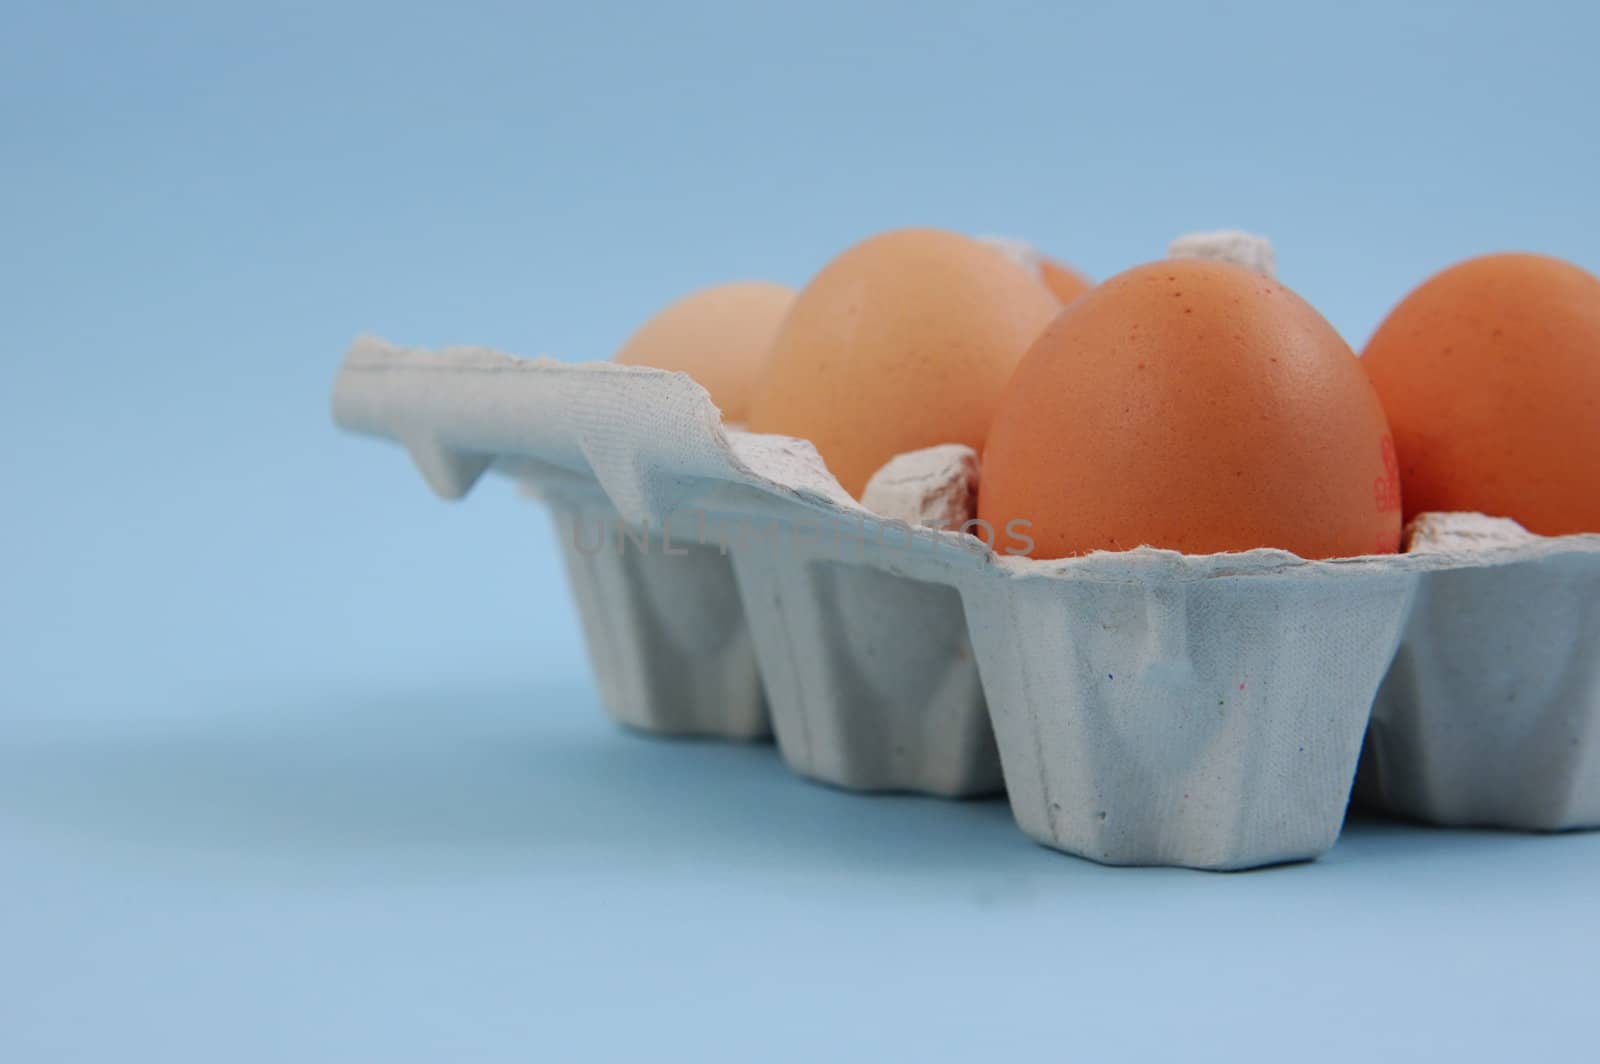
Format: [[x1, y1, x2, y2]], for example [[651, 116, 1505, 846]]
[[979, 259, 1402, 560], [613, 281, 794, 423], [749, 228, 1059, 498], [1361, 253, 1600, 537], [1039, 258, 1094, 304]]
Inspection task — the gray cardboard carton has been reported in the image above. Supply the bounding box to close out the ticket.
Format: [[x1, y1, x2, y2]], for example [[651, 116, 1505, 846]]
[[331, 336, 1600, 868]]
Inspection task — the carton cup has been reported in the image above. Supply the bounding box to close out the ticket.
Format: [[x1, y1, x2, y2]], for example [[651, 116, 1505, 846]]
[[1356, 516, 1600, 830], [546, 493, 768, 739]]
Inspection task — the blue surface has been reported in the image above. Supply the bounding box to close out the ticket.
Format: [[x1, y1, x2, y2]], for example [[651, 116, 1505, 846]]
[[4, 2, 1598, 1059]]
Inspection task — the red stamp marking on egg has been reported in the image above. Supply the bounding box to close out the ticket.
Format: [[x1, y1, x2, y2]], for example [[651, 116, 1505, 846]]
[[1373, 435, 1401, 514]]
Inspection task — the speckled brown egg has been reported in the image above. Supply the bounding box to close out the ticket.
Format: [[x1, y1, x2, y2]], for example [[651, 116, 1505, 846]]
[[979, 259, 1402, 559]]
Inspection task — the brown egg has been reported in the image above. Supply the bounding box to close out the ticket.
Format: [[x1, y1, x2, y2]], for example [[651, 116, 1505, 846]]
[[613, 281, 795, 422], [980, 236, 1094, 304], [1038, 258, 1094, 304], [980, 259, 1402, 559], [1362, 253, 1600, 536], [748, 228, 1059, 498]]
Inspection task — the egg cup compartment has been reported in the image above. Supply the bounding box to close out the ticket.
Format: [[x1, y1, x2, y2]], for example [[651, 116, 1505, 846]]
[[1356, 546, 1600, 830], [729, 539, 1001, 796], [550, 496, 769, 739], [960, 559, 1415, 868]]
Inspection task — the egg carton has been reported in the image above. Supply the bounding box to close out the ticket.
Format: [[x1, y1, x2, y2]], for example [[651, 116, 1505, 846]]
[[331, 336, 1600, 869]]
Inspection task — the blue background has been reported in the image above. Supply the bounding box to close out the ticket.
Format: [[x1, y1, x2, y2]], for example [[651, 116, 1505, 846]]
[[4, 1, 1598, 1059]]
